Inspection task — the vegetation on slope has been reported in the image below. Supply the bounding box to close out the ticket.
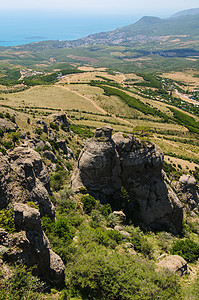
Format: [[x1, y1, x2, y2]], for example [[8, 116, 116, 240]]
[[169, 107, 199, 134], [95, 84, 171, 122]]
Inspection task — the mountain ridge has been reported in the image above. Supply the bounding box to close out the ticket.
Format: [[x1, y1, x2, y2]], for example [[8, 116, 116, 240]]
[[13, 8, 199, 51]]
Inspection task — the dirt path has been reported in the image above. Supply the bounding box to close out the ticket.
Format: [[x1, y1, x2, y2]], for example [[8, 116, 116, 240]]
[[58, 85, 135, 127]]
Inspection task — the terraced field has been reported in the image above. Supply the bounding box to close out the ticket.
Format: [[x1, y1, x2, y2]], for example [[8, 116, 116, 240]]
[[0, 67, 198, 173]]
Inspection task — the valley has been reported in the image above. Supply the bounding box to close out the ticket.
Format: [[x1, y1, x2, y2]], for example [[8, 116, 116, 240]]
[[0, 7, 199, 300]]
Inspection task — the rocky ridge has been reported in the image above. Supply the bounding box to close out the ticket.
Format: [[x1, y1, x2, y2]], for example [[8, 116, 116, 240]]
[[0, 146, 66, 286]]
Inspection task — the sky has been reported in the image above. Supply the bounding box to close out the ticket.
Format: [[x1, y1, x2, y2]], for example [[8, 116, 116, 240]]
[[1, 0, 199, 17]]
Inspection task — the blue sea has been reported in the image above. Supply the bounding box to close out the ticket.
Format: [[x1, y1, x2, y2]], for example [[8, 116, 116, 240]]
[[0, 10, 142, 47]]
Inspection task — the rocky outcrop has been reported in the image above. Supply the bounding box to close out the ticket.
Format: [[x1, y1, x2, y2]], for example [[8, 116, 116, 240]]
[[157, 254, 189, 276], [172, 175, 199, 212], [23, 138, 46, 150], [0, 147, 55, 219], [0, 203, 65, 287], [71, 127, 183, 234], [52, 113, 70, 131], [0, 118, 18, 132], [43, 150, 57, 163], [57, 139, 73, 158]]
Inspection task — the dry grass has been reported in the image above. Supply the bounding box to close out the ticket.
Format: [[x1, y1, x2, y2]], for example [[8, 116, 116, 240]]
[[162, 71, 199, 88], [164, 156, 198, 171], [150, 137, 199, 161], [0, 85, 101, 113]]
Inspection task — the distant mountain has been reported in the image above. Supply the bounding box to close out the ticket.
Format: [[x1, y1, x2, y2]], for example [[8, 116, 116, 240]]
[[171, 8, 199, 18], [16, 8, 199, 51], [116, 12, 199, 36]]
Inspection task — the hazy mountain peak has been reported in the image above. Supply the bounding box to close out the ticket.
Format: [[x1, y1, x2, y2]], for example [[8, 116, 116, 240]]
[[135, 16, 162, 24], [171, 7, 199, 18]]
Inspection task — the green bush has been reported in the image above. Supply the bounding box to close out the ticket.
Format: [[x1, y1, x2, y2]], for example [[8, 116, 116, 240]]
[[50, 122, 59, 131], [0, 264, 43, 300], [35, 128, 43, 135], [50, 171, 68, 191], [171, 239, 199, 262], [81, 195, 96, 214], [66, 247, 180, 299], [0, 129, 4, 138], [54, 217, 75, 242], [100, 203, 112, 217], [90, 209, 106, 228], [131, 235, 152, 257], [0, 208, 16, 233]]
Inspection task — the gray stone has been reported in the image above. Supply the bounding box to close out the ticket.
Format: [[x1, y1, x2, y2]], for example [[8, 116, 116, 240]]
[[57, 139, 68, 154]]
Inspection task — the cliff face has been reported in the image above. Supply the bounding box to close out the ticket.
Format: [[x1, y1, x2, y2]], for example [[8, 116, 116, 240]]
[[0, 147, 65, 286], [72, 127, 183, 234], [0, 147, 55, 219]]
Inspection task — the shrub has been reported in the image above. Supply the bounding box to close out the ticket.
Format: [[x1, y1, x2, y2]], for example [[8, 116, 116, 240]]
[[50, 171, 68, 191], [107, 213, 120, 228], [54, 217, 75, 242], [66, 247, 180, 299], [0, 264, 44, 300], [35, 127, 43, 135], [90, 210, 106, 228], [81, 195, 96, 214], [131, 235, 152, 257], [101, 203, 112, 217], [7, 132, 20, 147], [0, 208, 16, 233], [50, 122, 59, 131], [0, 128, 4, 138], [171, 239, 199, 262]]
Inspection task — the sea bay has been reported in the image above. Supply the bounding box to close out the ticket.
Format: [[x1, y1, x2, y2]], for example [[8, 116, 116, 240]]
[[0, 10, 140, 47]]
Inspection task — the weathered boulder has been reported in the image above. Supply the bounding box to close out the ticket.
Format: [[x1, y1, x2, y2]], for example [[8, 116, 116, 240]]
[[0, 203, 65, 287], [0, 118, 18, 132], [0, 147, 55, 219], [157, 254, 189, 276], [71, 127, 183, 234], [172, 174, 199, 212], [112, 211, 126, 225]]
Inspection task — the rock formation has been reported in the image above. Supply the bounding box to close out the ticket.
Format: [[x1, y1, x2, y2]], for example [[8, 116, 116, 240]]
[[0, 203, 65, 287], [0, 147, 55, 219], [52, 113, 70, 131], [71, 127, 183, 234]]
